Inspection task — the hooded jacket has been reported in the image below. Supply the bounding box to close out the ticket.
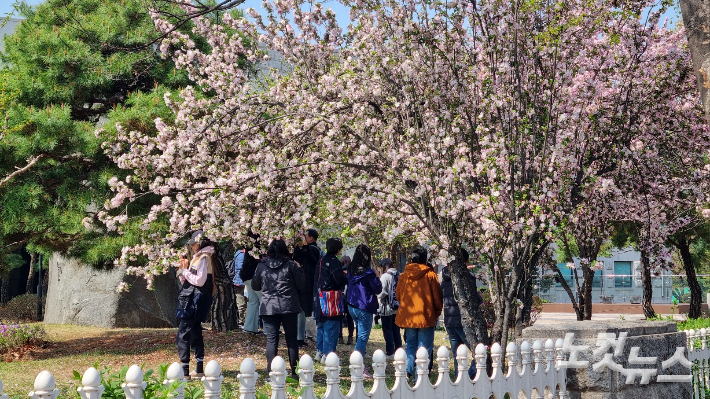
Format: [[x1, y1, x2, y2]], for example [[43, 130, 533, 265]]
[[252, 257, 306, 316], [347, 268, 382, 314], [395, 263, 443, 328]]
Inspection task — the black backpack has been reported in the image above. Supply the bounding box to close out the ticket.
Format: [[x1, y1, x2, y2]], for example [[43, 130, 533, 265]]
[[226, 258, 236, 280], [387, 270, 400, 310]]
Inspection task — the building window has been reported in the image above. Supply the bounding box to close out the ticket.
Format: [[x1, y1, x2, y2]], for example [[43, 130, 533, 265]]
[[555, 263, 574, 287], [592, 269, 603, 288], [615, 261, 632, 288]]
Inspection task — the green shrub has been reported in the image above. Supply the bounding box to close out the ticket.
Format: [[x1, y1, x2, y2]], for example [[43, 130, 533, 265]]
[[72, 364, 204, 399], [677, 318, 710, 331], [0, 324, 48, 353], [0, 294, 46, 323]]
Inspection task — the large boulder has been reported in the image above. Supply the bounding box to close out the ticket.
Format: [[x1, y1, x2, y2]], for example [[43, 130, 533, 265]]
[[44, 253, 179, 328]]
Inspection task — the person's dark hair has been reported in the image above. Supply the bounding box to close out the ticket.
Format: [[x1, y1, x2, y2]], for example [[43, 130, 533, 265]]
[[267, 239, 290, 260], [410, 245, 428, 264], [325, 237, 343, 255], [340, 255, 352, 266], [461, 248, 470, 264], [349, 244, 372, 276], [306, 228, 319, 241]]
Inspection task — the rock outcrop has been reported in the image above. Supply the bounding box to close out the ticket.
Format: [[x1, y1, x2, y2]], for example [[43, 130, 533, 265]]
[[44, 253, 179, 328]]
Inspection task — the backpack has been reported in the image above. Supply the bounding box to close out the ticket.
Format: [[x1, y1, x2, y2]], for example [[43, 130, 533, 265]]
[[226, 258, 236, 280], [387, 270, 400, 310]]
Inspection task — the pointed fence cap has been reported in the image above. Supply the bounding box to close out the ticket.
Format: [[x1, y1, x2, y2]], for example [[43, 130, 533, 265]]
[[34, 371, 56, 391], [82, 367, 101, 387], [205, 360, 221, 377]]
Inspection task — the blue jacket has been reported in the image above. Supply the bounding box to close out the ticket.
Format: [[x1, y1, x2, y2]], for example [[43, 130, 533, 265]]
[[232, 250, 245, 286], [347, 269, 382, 314]]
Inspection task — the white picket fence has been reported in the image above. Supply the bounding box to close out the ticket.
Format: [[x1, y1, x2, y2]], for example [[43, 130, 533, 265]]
[[0, 340, 568, 399], [685, 328, 710, 399]]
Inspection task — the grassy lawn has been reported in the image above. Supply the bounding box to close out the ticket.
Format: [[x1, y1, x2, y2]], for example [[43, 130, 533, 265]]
[[0, 324, 454, 399]]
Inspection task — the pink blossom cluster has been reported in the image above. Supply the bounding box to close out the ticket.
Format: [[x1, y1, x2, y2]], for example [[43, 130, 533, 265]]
[[93, 0, 710, 312]]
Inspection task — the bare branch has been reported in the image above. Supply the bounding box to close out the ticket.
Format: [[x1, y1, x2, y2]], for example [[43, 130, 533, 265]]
[[0, 155, 43, 190]]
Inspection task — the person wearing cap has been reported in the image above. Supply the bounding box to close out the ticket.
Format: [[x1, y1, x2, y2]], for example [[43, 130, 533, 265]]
[[175, 230, 215, 380], [377, 257, 402, 360]]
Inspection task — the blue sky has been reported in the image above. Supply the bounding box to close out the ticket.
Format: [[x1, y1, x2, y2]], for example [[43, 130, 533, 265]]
[[0, 0, 683, 32], [0, 0, 354, 27]]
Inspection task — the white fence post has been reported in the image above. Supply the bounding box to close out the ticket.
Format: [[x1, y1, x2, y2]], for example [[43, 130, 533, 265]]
[[347, 351, 366, 398], [203, 360, 223, 399], [77, 367, 104, 399], [269, 357, 287, 399], [238, 358, 257, 399], [29, 371, 59, 399], [298, 354, 317, 399], [164, 362, 186, 399], [455, 344, 469, 383], [370, 349, 389, 399], [122, 365, 146, 399], [8, 338, 571, 399], [322, 353, 343, 399]]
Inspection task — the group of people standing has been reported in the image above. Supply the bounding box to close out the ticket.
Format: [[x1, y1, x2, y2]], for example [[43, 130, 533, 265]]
[[174, 229, 478, 382]]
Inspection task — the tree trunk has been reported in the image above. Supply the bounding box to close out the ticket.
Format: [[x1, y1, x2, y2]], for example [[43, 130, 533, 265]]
[[210, 254, 239, 332], [679, 0, 710, 121], [552, 264, 584, 320], [677, 236, 702, 319], [580, 267, 595, 320], [25, 252, 36, 295], [640, 249, 656, 319], [496, 259, 523, 359], [449, 246, 490, 347], [0, 277, 9, 304]]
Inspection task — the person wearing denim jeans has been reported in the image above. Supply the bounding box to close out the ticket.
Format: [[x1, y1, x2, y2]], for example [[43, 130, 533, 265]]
[[447, 327, 477, 379], [346, 244, 383, 360], [316, 318, 341, 357], [395, 246, 443, 379], [404, 327, 435, 376], [348, 305, 374, 354], [313, 238, 347, 362]]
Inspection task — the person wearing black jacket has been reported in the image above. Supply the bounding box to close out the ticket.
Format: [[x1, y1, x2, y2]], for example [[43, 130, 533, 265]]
[[440, 248, 476, 379], [293, 228, 321, 347], [251, 239, 306, 379], [313, 237, 347, 363], [239, 248, 261, 334]]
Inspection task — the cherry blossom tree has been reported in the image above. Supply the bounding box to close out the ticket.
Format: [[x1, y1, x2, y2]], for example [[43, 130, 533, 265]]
[[98, 0, 709, 348]]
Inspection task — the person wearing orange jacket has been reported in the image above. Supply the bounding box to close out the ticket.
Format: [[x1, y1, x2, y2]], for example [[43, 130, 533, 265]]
[[395, 246, 443, 379]]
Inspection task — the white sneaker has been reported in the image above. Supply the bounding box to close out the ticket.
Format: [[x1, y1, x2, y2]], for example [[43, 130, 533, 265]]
[[314, 351, 323, 362], [320, 354, 328, 364]]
